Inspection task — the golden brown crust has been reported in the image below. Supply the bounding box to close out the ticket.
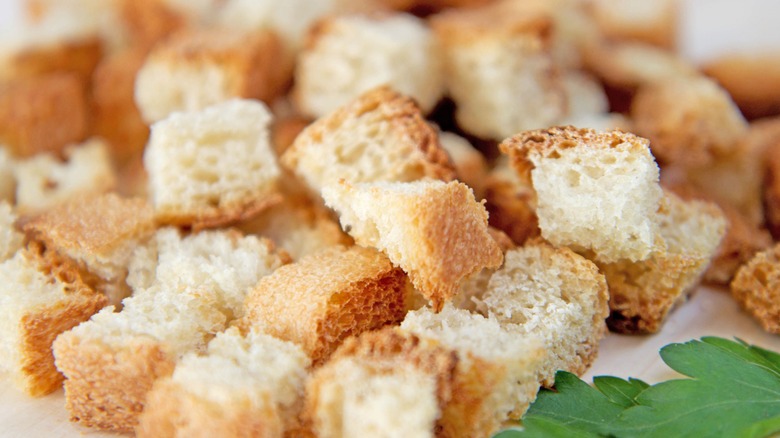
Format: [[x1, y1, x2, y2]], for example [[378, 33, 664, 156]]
[[53, 335, 177, 433], [272, 116, 311, 156], [285, 85, 456, 183], [430, 1, 552, 46], [703, 52, 780, 119], [239, 246, 408, 365], [0, 73, 88, 158], [499, 125, 650, 182], [119, 0, 189, 50], [731, 243, 780, 333], [2, 34, 103, 84], [583, 41, 696, 90], [91, 46, 150, 165], [764, 140, 780, 239], [587, 0, 678, 50], [483, 175, 540, 246], [157, 192, 284, 233], [138, 379, 283, 438]]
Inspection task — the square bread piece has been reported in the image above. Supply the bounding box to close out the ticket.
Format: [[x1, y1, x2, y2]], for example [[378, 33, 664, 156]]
[[282, 86, 455, 195], [0, 73, 88, 159], [304, 330, 449, 438], [144, 99, 282, 230], [134, 27, 285, 124], [599, 192, 726, 334], [430, 1, 565, 140], [0, 247, 106, 396], [401, 305, 545, 435], [238, 245, 408, 365], [22, 193, 156, 306], [500, 126, 663, 263], [731, 242, 780, 334], [322, 179, 503, 311], [14, 139, 117, 216], [137, 327, 311, 438], [53, 228, 288, 432], [293, 12, 443, 118], [480, 238, 609, 387]]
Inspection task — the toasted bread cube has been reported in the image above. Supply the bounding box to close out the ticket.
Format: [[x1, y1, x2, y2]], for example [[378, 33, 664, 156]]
[[501, 126, 663, 263], [481, 239, 608, 386], [584, 41, 696, 90], [703, 53, 780, 119], [483, 157, 541, 246], [239, 197, 352, 261], [24, 0, 129, 50], [401, 305, 545, 433], [14, 139, 117, 215], [0, 73, 88, 158], [239, 245, 408, 364], [599, 192, 726, 334], [322, 179, 503, 310], [144, 99, 282, 230], [430, 2, 565, 140], [731, 243, 780, 334], [589, 0, 678, 49], [134, 28, 286, 123], [560, 71, 609, 122], [294, 12, 443, 119], [0, 13, 102, 83], [54, 228, 288, 432], [137, 327, 311, 438], [0, 147, 15, 203], [632, 75, 748, 167], [23, 193, 156, 306], [119, 0, 188, 49], [282, 86, 455, 194], [0, 248, 106, 396], [305, 330, 448, 438], [91, 46, 150, 164]]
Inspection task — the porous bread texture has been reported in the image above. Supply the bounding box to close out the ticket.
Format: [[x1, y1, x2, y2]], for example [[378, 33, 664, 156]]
[[239, 245, 408, 365], [134, 27, 285, 123], [137, 327, 311, 437], [598, 191, 726, 334], [438, 131, 488, 198], [14, 138, 117, 216], [0, 73, 88, 159], [22, 193, 156, 306], [430, 2, 566, 140], [215, 0, 334, 53], [294, 12, 443, 119], [588, 0, 678, 49], [480, 239, 609, 386], [483, 156, 540, 246], [144, 99, 282, 230], [0, 201, 23, 262], [282, 86, 455, 195], [731, 243, 780, 334], [501, 126, 663, 263], [401, 305, 545, 433], [238, 197, 352, 261], [583, 41, 697, 90], [0, 248, 105, 396], [91, 46, 149, 164], [53, 227, 287, 432], [306, 351, 439, 438], [322, 179, 503, 311], [632, 75, 748, 168]]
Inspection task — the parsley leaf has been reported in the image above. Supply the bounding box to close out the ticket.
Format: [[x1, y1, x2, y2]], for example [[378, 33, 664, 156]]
[[501, 337, 780, 438]]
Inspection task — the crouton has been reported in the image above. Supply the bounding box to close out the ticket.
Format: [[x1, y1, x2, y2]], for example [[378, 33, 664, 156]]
[[598, 192, 726, 334], [294, 12, 443, 118], [731, 242, 780, 334], [137, 327, 311, 437], [500, 126, 663, 263], [134, 28, 286, 123], [588, 0, 678, 49], [322, 179, 503, 310], [282, 86, 455, 194], [144, 99, 282, 230], [238, 245, 408, 364]]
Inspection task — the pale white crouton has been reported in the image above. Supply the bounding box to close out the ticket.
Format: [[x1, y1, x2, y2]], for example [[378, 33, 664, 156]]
[[144, 99, 282, 230], [500, 126, 663, 263], [294, 13, 443, 118], [0, 201, 23, 262]]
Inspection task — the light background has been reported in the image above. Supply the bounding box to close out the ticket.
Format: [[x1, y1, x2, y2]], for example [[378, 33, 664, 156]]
[[1, 0, 780, 436]]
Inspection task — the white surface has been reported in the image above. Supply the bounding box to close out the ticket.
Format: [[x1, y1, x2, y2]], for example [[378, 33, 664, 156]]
[[1, 0, 780, 436]]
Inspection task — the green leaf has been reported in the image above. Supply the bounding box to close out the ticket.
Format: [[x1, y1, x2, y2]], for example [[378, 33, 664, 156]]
[[593, 376, 649, 408], [496, 337, 780, 438]]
